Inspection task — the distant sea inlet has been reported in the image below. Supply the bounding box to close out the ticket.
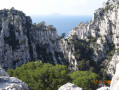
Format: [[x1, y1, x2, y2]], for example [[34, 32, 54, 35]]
[[31, 15, 92, 36]]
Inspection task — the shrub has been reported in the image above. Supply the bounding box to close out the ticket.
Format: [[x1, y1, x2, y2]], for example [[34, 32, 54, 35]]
[[7, 61, 70, 90], [70, 71, 100, 90]]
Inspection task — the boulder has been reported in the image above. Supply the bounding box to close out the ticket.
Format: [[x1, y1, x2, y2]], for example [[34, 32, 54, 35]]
[[0, 67, 29, 90], [58, 83, 82, 90]]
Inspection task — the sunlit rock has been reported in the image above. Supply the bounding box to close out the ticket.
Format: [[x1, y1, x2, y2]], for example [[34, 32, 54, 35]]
[[58, 83, 82, 90], [0, 67, 29, 90]]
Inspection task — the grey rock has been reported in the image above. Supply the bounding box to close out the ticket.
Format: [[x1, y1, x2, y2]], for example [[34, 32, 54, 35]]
[[110, 59, 119, 90], [0, 8, 65, 69], [62, 0, 119, 73], [58, 83, 82, 90], [98, 54, 119, 90], [0, 67, 29, 90]]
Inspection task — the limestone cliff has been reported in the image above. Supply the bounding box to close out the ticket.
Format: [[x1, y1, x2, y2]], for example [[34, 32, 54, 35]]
[[97, 51, 119, 90], [62, 0, 119, 74], [0, 8, 65, 69]]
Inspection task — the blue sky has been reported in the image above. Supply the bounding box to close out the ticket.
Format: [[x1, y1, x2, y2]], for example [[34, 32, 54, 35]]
[[0, 0, 107, 16]]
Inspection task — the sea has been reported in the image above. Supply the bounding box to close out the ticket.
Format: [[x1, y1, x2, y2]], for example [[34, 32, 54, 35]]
[[31, 15, 92, 36]]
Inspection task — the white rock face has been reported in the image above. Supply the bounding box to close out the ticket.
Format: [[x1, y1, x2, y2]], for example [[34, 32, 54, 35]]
[[99, 55, 119, 90], [58, 83, 82, 90], [110, 62, 119, 90], [107, 51, 119, 77], [60, 39, 78, 70], [0, 9, 65, 69], [97, 51, 119, 90], [0, 67, 29, 90], [63, 0, 119, 73], [97, 56, 119, 90]]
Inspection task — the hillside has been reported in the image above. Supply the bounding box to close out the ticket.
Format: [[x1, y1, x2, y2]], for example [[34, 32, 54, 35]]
[[1, 0, 119, 89], [62, 0, 119, 77], [0, 0, 119, 80]]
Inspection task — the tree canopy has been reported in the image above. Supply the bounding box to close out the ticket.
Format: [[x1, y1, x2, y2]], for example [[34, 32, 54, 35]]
[[7, 61, 100, 90], [70, 71, 100, 90], [7, 61, 70, 90]]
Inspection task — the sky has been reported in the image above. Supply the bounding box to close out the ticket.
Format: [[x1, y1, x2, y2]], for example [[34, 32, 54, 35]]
[[0, 0, 108, 16]]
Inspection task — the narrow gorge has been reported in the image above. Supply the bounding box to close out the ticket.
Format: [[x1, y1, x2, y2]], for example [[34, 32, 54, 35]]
[[0, 0, 119, 78], [1, 0, 119, 89]]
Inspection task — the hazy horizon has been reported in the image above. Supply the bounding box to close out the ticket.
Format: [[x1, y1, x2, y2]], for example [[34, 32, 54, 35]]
[[0, 0, 107, 16]]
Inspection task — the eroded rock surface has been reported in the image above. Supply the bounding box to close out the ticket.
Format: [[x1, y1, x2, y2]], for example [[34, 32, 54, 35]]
[[0, 8, 65, 70], [58, 83, 82, 90], [110, 62, 119, 90], [0, 67, 29, 90], [61, 0, 119, 72]]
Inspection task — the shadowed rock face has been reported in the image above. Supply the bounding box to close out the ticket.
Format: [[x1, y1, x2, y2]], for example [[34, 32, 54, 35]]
[[97, 53, 119, 90], [0, 67, 29, 90], [0, 8, 65, 70], [58, 83, 82, 90]]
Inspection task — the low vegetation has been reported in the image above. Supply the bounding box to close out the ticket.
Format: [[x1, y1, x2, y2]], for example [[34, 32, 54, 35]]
[[70, 71, 99, 90], [7, 61, 100, 90]]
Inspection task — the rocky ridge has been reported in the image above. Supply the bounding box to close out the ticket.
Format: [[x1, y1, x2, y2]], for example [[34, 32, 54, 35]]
[[61, 0, 119, 74], [0, 7, 65, 69]]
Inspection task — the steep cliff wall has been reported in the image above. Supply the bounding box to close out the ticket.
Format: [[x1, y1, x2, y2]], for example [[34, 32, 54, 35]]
[[61, 0, 119, 74], [0, 8, 65, 69], [29, 22, 64, 65]]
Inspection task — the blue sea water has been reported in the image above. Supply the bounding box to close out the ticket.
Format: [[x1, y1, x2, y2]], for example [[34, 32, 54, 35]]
[[31, 15, 92, 36]]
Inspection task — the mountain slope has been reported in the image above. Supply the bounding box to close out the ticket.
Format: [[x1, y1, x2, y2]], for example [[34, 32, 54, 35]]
[[62, 0, 119, 77]]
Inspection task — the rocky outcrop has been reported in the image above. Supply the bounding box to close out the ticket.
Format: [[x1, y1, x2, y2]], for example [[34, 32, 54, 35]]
[[0, 8, 65, 69], [0, 67, 29, 90], [58, 83, 82, 90], [107, 51, 118, 77], [60, 38, 78, 70], [29, 22, 64, 65], [97, 51, 119, 90], [60, 0, 119, 74], [110, 60, 119, 90]]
